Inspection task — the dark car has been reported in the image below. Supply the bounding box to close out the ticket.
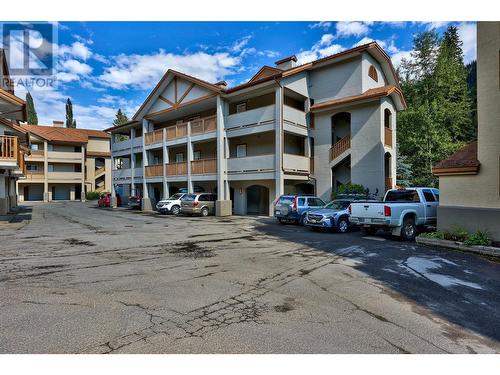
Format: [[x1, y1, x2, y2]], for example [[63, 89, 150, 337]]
[[128, 195, 141, 209], [273, 195, 326, 225]]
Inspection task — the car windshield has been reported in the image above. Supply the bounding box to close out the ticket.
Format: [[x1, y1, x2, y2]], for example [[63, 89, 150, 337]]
[[167, 193, 183, 200], [278, 196, 294, 204], [324, 201, 350, 210], [182, 194, 197, 201]]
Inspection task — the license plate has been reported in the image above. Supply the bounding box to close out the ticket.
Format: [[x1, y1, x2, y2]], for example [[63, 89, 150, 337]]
[[275, 210, 280, 215], [309, 219, 317, 223]]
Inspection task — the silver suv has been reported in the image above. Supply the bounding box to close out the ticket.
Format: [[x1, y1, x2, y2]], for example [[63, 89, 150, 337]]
[[273, 195, 326, 225]]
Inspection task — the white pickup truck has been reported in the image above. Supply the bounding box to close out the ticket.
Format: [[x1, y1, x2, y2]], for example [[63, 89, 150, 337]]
[[348, 187, 439, 241]]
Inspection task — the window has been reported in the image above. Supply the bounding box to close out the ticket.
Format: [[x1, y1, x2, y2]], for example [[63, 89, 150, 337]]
[[368, 65, 378, 82], [297, 197, 306, 206], [30, 144, 39, 151], [75, 164, 82, 173], [422, 189, 436, 202], [432, 189, 440, 202], [236, 144, 247, 158], [385, 190, 420, 202], [384, 109, 392, 129], [236, 102, 247, 113], [26, 164, 39, 171], [307, 197, 325, 207], [175, 153, 184, 162], [48, 164, 54, 172], [193, 151, 201, 160]]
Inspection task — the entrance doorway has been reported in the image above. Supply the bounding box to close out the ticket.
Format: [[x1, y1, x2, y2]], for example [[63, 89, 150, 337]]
[[246, 185, 269, 215]]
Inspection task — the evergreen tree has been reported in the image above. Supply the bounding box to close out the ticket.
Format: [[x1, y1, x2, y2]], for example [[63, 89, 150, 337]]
[[113, 109, 129, 126], [65, 98, 76, 128], [465, 60, 477, 138], [396, 144, 413, 187], [26, 92, 38, 125]]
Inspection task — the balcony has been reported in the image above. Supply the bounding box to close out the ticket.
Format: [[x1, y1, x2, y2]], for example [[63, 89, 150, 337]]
[[329, 134, 351, 161], [47, 171, 83, 182], [25, 170, 45, 181], [144, 129, 163, 145], [112, 167, 143, 180], [166, 162, 187, 176], [283, 154, 310, 174], [112, 136, 143, 152], [145, 164, 163, 177], [384, 127, 393, 148], [48, 151, 82, 163], [283, 105, 307, 128], [190, 116, 216, 135], [1, 135, 25, 173], [226, 105, 275, 130], [227, 154, 275, 174], [191, 158, 217, 174], [166, 123, 188, 140]]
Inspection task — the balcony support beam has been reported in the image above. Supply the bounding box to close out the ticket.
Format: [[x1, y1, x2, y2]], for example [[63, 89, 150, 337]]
[[162, 127, 169, 199], [275, 86, 284, 198], [43, 140, 49, 202], [141, 119, 152, 211]]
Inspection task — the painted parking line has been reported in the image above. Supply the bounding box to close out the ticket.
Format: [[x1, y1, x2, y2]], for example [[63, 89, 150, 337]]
[[362, 236, 386, 241]]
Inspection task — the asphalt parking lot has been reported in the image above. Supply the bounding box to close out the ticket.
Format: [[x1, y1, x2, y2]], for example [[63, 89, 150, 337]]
[[1, 201, 499, 353]]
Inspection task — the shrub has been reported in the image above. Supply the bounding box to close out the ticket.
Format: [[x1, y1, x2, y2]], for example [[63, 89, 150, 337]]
[[86, 191, 101, 200], [446, 227, 469, 242], [464, 231, 493, 247], [418, 231, 445, 240], [332, 183, 369, 200]]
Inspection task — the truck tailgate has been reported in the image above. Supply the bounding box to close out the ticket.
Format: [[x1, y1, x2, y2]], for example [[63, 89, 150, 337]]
[[350, 202, 386, 223]]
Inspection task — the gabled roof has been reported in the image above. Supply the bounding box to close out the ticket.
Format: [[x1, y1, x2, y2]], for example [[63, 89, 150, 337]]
[[0, 117, 28, 134], [310, 85, 406, 112], [132, 69, 223, 121], [248, 66, 283, 83], [432, 142, 480, 176], [21, 124, 110, 144]]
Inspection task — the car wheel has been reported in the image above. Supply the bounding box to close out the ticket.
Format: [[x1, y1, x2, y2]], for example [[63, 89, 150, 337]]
[[200, 207, 209, 217], [170, 205, 180, 215], [401, 217, 417, 241], [299, 214, 307, 226], [337, 218, 349, 233]]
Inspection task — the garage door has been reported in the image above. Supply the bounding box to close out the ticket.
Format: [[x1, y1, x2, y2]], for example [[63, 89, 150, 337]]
[[53, 185, 70, 200], [26, 185, 43, 201]]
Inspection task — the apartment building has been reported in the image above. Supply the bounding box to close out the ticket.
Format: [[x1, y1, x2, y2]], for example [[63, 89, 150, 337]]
[[108, 42, 406, 215], [17, 122, 112, 202], [0, 49, 29, 215], [433, 22, 500, 240]]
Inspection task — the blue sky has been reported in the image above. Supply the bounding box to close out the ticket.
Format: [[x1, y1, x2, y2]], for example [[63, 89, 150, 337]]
[[8, 21, 477, 130]]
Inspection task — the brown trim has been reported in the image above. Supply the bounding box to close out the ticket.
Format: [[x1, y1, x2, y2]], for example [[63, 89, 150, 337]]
[[368, 65, 378, 82], [178, 82, 195, 104], [275, 55, 297, 65], [0, 87, 25, 106], [159, 95, 175, 107], [432, 166, 480, 176], [144, 92, 218, 119], [86, 151, 111, 157]]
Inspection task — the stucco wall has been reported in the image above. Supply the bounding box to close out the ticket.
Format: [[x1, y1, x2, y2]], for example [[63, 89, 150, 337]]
[[229, 179, 276, 216], [228, 132, 275, 157], [87, 138, 111, 153], [362, 52, 388, 91]]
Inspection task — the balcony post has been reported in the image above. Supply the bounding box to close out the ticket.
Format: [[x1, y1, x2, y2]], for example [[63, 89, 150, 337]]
[[186, 121, 194, 194], [162, 127, 169, 199], [141, 119, 152, 211], [81, 144, 86, 202], [275, 86, 284, 198], [215, 95, 231, 216], [43, 140, 49, 202], [130, 127, 136, 196]]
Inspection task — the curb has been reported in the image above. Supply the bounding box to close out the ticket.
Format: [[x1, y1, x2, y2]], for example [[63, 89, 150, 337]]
[[416, 237, 500, 258]]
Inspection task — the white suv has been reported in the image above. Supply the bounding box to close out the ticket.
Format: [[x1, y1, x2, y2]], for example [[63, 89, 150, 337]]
[[156, 193, 186, 215]]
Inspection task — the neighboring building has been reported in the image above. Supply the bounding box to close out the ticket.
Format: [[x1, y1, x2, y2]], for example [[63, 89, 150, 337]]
[[17, 122, 111, 202], [108, 42, 406, 215], [0, 48, 29, 215], [433, 22, 500, 240]]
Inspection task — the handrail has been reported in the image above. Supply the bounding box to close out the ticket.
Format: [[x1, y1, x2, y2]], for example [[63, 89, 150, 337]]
[[329, 134, 351, 161], [144, 164, 163, 177], [144, 129, 164, 145], [0, 135, 18, 160], [166, 161, 188, 176], [191, 158, 217, 174]]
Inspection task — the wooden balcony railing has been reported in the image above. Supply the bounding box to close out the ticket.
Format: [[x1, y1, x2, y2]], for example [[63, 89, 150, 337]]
[[166, 123, 188, 140], [329, 134, 351, 161], [25, 170, 44, 180], [29, 149, 44, 157], [145, 164, 163, 177], [191, 158, 217, 174], [190, 116, 217, 135], [0, 135, 18, 160], [166, 162, 187, 176], [385, 177, 393, 192], [144, 129, 164, 145], [384, 127, 393, 148]]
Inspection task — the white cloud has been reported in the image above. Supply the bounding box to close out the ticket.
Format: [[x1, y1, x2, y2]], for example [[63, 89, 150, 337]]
[[421, 21, 450, 31], [296, 34, 345, 64], [309, 21, 332, 30], [60, 59, 93, 75], [457, 22, 477, 64], [98, 50, 240, 90], [336, 21, 372, 38], [230, 35, 252, 53], [58, 41, 93, 60]]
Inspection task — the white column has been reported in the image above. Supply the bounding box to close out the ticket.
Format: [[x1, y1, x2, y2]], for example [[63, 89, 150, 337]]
[[111, 153, 117, 208], [141, 119, 152, 210], [275, 86, 284, 197], [43, 140, 49, 202], [162, 127, 169, 199], [187, 121, 193, 194], [216, 95, 227, 200], [81, 145, 86, 201], [130, 127, 136, 196]]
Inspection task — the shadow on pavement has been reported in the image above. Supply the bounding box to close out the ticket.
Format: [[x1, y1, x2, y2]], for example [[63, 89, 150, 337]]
[[254, 217, 500, 343], [0, 205, 32, 223]]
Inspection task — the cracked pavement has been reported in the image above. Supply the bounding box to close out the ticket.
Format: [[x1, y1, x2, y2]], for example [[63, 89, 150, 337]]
[[0, 201, 499, 353]]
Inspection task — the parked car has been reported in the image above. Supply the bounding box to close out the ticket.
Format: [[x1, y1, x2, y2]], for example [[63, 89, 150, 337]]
[[156, 193, 186, 215], [304, 195, 376, 233], [128, 195, 141, 209], [349, 187, 439, 241], [273, 195, 326, 225], [98, 193, 121, 208], [180, 193, 217, 216]]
